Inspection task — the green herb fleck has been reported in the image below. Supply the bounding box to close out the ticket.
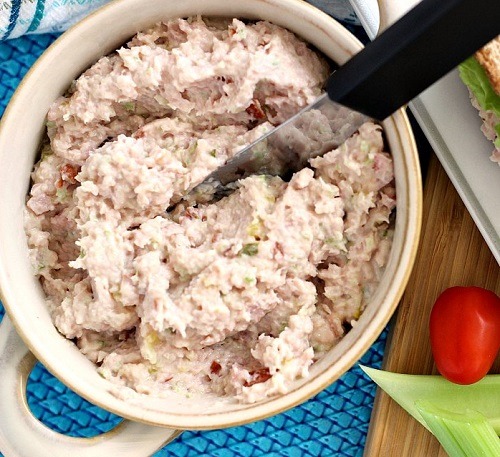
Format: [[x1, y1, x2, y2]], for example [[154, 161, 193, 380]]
[[210, 149, 217, 157], [46, 121, 56, 129], [188, 140, 198, 154], [360, 140, 370, 153], [56, 187, 67, 203], [240, 243, 259, 256], [41, 145, 53, 161], [111, 290, 122, 303], [325, 237, 345, 250], [122, 101, 136, 112], [247, 218, 264, 239], [154, 94, 171, 108], [252, 141, 269, 161]]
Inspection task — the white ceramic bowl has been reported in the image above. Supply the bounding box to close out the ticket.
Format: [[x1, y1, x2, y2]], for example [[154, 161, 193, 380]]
[[0, 0, 421, 453]]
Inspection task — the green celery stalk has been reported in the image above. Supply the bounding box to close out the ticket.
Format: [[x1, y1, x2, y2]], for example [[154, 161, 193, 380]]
[[360, 366, 500, 435], [416, 401, 500, 457]]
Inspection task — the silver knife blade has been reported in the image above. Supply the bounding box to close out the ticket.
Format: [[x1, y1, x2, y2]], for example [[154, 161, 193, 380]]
[[184, 93, 370, 204]]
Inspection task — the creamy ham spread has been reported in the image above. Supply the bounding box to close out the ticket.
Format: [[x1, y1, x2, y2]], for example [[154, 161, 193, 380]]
[[24, 17, 396, 403]]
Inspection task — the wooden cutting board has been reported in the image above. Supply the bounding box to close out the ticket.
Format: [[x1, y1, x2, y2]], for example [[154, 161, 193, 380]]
[[363, 153, 500, 456]]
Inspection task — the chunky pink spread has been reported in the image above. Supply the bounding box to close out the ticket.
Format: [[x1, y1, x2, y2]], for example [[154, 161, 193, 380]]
[[25, 17, 396, 403]]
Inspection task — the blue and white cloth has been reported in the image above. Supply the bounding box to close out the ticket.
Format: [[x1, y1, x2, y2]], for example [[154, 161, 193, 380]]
[[0, 0, 109, 40], [0, 0, 360, 40]]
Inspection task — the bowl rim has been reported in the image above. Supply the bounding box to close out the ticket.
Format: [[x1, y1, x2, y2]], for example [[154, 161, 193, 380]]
[[0, 0, 422, 429]]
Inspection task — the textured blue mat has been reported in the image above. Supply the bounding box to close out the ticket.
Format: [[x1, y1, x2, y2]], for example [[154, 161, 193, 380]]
[[0, 29, 385, 457]]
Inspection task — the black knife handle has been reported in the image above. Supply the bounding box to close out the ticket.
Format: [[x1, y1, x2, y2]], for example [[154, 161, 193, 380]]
[[326, 0, 500, 120]]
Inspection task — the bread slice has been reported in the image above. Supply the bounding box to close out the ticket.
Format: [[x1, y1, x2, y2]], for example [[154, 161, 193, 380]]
[[475, 35, 500, 95]]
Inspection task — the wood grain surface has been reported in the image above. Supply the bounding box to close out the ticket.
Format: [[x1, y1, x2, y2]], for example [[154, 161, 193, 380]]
[[363, 153, 500, 456]]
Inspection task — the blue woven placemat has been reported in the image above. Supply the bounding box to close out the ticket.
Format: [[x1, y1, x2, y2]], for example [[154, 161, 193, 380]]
[[0, 29, 385, 457]]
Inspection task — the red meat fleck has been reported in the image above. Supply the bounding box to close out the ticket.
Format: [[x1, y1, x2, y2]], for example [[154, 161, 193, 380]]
[[60, 163, 79, 184], [246, 99, 266, 120], [210, 361, 222, 375], [244, 368, 271, 387]]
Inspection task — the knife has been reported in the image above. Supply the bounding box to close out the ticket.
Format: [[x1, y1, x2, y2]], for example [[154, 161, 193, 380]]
[[187, 0, 499, 199]]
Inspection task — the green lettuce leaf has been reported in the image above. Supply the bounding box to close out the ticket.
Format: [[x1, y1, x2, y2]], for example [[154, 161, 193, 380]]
[[459, 57, 500, 117], [459, 57, 500, 148]]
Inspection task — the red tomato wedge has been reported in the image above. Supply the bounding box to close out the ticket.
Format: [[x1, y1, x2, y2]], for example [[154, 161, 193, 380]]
[[429, 286, 500, 385]]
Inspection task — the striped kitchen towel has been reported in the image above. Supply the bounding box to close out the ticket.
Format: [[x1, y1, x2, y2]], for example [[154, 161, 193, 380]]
[[0, 0, 360, 40], [1, 0, 109, 39]]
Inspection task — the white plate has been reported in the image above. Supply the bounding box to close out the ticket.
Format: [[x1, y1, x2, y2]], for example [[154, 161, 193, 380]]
[[349, 0, 500, 264], [410, 74, 500, 264]]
